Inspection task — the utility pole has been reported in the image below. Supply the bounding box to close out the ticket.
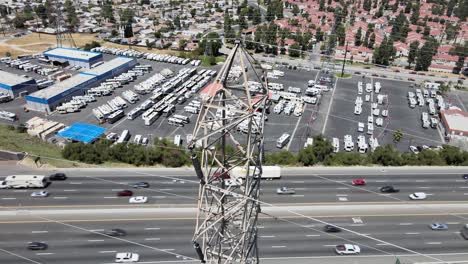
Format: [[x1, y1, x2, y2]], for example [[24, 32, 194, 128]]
[[189, 40, 266, 264], [341, 41, 349, 77]]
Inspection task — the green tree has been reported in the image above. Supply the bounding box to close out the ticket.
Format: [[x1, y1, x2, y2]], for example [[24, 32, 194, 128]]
[[298, 146, 317, 166], [336, 24, 346, 46], [64, 0, 79, 31], [310, 135, 334, 162], [446, 0, 457, 16], [369, 145, 402, 166], [408, 41, 419, 68], [292, 4, 300, 16], [417, 150, 446, 165], [354, 27, 362, 46], [363, 0, 372, 11], [393, 129, 404, 143], [289, 43, 301, 57], [410, 3, 420, 24], [101, 0, 115, 23], [83, 41, 101, 50], [324, 152, 366, 166], [415, 37, 438, 71], [265, 151, 297, 165], [439, 145, 468, 165], [368, 33, 375, 49], [319, 0, 325, 11]]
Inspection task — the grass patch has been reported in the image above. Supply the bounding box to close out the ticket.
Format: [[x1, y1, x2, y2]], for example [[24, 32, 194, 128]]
[[335, 73, 352, 78]]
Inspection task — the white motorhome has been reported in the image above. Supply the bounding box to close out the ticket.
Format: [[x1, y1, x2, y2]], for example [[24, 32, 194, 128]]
[[0, 175, 48, 189]]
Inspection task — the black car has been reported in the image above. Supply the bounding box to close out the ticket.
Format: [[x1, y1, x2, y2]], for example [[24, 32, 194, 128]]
[[131, 182, 150, 188], [104, 228, 126, 237], [463, 174, 468, 180], [324, 225, 341, 233], [380, 186, 400, 193], [49, 173, 67, 181], [27, 242, 48, 250]]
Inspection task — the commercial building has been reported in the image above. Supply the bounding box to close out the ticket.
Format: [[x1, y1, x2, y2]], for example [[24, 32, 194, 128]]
[[0, 70, 38, 97], [25, 57, 137, 113], [440, 108, 468, 138], [44, 47, 103, 69]]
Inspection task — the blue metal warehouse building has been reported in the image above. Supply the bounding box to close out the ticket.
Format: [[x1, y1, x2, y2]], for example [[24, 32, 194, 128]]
[[25, 57, 137, 113], [44, 47, 103, 69], [0, 70, 38, 98]]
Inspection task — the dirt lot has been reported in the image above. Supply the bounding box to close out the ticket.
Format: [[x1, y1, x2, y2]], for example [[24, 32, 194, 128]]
[[0, 32, 185, 58]]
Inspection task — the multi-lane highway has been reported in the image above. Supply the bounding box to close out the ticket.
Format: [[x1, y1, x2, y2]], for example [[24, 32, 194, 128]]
[[1, 166, 468, 264]]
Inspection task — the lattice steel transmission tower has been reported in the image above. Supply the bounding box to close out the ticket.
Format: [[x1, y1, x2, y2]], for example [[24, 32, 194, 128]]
[[188, 41, 268, 264], [54, 0, 77, 48]]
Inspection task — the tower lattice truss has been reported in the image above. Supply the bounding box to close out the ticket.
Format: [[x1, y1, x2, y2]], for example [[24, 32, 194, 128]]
[[189, 42, 268, 264]]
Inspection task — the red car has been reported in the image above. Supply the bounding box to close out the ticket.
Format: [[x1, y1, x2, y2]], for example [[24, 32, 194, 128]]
[[117, 190, 133, 197], [352, 179, 367, 186]]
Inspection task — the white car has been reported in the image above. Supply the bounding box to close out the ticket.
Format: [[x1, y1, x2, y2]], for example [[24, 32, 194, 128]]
[[276, 187, 296, 195], [409, 145, 419, 154], [31, 191, 49, 198], [335, 244, 361, 255], [115, 252, 139, 263], [409, 192, 427, 200], [373, 108, 380, 116], [357, 122, 364, 132], [381, 109, 388, 117], [129, 196, 148, 204], [375, 117, 383, 127], [225, 178, 243, 187]]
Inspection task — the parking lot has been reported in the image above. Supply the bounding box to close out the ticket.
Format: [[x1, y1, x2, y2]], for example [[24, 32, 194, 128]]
[[325, 75, 447, 153], [1, 50, 468, 154]]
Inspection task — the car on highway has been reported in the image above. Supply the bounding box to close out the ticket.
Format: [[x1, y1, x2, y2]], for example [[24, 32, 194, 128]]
[[117, 190, 133, 197], [27, 242, 48, 250], [131, 182, 150, 188], [115, 252, 139, 263], [463, 174, 468, 180], [430, 223, 448, 230], [49, 172, 67, 181], [380, 186, 399, 193], [104, 228, 126, 237], [335, 244, 360, 255], [324, 225, 341, 232], [460, 225, 468, 240], [351, 179, 366, 186], [31, 191, 49, 197], [408, 78, 416, 81], [276, 187, 296, 195], [409, 192, 427, 200], [129, 196, 148, 204]]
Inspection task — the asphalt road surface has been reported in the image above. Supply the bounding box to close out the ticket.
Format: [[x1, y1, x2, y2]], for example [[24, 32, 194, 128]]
[[1, 168, 468, 208], [1, 166, 468, 264]]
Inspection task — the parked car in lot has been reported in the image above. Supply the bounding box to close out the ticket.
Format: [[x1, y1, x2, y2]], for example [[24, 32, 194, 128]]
[[352, 179, 366, 186], [409, 145, 419, 154], [131, 182, 150, 188], [380, 186, 399, 193], [27, 242, 48, 250], [335, 244, 360, 255], [129, 196, 148, 204], [430, 223, 448, 230], [104, 228, 127, 236], [117, 190, 133, 197], [276, 187, 296, 195], [49, 172, 67, 181], [31, 191, 49, 198], [324, 225, 341, 232], [409, 192, 427, 200]]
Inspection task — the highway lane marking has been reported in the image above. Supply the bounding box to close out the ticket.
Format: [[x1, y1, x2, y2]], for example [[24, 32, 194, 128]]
[[416, 180, 427, 182], [5, 200, 468, 209], [31, 231, 48, 233], [260, 235, 276, 238], [338, 197, 348, 201], [350, 224, 365, 226], [259, 252, 468, 260], [6, 212, 468, 224], [111, 189, 122, 191], [99, 251, 116, 253], [464, 193, 468, 195], [69, 182, 82, 185], [306, 234, 320, 237], [152, 196, 167, 199], [291, 195, 304, 197], [323, 245, 336, 247], [90, 229, 104, 232], [336, 187, 349, 190], [145, 238, 161, 241], [426, 242, 442, 245], [453, 231, 461, 234], [160, 189, 173, 191], [103, 197, 118, 199], [459, 187, 468, 189], [295, 188, 307, 190], [399, 223, 414, 225], [375, 180, 387, 183], [36, 253, 54, 255], [405, 232, 420, 235], [336, 194, 348, 196], [418, 187, 431, 189], [63, 189, 77, 192], [145, 228, 160, 230], [88, 239, 105, 242], [13, 190, 27, 192], [271, 246, 286, 248], [160, 249, 175, 251], [1, 198, 16, 200], [447, 222, 460, 224], [376, 243, 388, 246], [292, 181, 305, 183], [352, 217, 363, 224], [53, 197, 68, 199]]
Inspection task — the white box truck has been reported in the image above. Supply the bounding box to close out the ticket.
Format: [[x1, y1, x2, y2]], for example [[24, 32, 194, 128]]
[[0, 175, 48, 189]]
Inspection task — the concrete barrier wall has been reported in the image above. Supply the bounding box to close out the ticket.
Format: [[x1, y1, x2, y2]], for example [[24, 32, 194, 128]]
[[0, 150, 25, 160]]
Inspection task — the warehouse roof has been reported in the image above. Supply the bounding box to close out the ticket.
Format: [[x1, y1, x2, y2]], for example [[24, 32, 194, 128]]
[[0, 70, 34, 88], [441, 108, 468, 134], [82, 57, 135, 76], [44, 48, 102, 62], [27, 73, 96, 100]]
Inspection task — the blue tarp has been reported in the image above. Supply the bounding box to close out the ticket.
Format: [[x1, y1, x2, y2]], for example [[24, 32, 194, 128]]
[[57, 123, 106, 143]]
